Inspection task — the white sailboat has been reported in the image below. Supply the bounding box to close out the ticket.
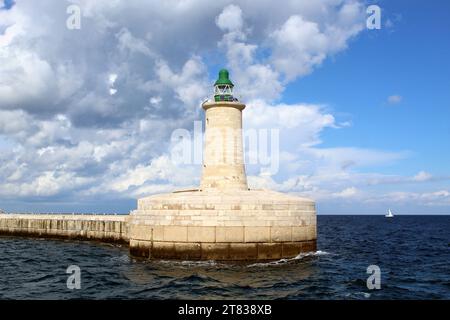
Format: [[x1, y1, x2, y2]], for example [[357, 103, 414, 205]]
[[385, 208, 394, 218]]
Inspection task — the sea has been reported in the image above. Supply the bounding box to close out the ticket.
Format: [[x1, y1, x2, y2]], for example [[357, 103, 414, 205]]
[[0, 215, 449, 299]]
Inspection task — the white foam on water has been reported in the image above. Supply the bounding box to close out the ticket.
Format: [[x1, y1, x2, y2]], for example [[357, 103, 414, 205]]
[[155, 259, 226, 268], [180, 260, 219, 267], [109, 254, 130, 263], [143, 250, 331, 268], [345, 292, 371, 299], [247, 250, 331, 268]]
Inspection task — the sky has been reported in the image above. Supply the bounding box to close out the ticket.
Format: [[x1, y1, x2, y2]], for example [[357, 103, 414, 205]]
[[0, 0, 449, 214]]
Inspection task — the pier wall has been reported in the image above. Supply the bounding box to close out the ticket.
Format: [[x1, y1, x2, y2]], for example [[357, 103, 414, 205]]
[[0, 214, 129, 244]]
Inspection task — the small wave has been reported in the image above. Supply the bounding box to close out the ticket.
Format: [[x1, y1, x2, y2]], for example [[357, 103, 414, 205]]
[[297, 250, 330, 257], [178, 274, 216, 282], [154, 259, 227, 268], [247, 250, 331, 268], [109, 254, 130, 263], [345, 291, 371, 299], [180, 260, 220, 267], [24, 273, 55, 283]]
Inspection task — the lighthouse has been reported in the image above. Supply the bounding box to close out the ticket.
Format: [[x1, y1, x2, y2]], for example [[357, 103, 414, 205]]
[[129, 69, 317, 261], [201, 69, 247, 191]]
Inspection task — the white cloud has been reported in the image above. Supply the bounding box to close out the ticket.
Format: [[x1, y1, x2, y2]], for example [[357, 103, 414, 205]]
[[0, 1, 446, 213], [155, 56, 209, 113], [108, 74, 117, 85], [240, 98, 417, 207], [269, 2, 364, 80], [270, 15, 328, 80], [214, 1, 365, 101], [333, 187, 358, 198], [413, 171, 432, 182], [0, 5, 27, 47], [215, 4, 243, 32], [0, 110, 31, 135], [216, 13, 283, 102], [303, 147, 409, 169], [243, 99, 336, 148], [365, 190, 450, 207], [0, 49, 54, 107], [387, 95, 402, 104], [116, 28, 154, 57], [149, 96, 162, 105], [108, 73, 118, 95]]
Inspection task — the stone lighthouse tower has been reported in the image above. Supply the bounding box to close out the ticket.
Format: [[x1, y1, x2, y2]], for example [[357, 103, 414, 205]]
[[201, 69, 247, 191], [129, 69, 317, 261]]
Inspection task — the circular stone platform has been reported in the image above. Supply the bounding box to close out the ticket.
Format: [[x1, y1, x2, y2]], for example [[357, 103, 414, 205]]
[[129, 189, 316, 261]]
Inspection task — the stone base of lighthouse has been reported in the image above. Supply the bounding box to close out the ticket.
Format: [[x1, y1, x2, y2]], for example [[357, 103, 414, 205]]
[[128, 189, 316, 261]]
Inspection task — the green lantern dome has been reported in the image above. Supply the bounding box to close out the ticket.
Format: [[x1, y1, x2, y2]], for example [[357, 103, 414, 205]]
[[213, 69, 236, 102], [214, 69, 234, 86]]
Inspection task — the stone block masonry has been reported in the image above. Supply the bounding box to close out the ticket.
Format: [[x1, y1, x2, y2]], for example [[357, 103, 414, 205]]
[[129, 189, 317, 260], [0, 212, 315, 261], [0, 214, 129, 244]]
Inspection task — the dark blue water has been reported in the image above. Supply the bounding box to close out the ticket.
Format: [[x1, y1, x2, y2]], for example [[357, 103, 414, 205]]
[[0, 216, 449, 299]]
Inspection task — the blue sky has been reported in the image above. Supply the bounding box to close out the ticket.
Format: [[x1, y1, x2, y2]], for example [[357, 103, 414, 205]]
[[290, 0, 450, 176], [0, 0, 449, 214], [1, 0, 15, 10]]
